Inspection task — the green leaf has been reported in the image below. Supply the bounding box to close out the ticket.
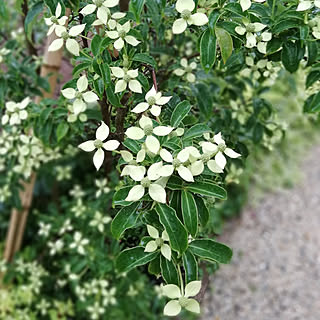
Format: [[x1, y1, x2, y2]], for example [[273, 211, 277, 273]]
[[281, 41, 304, 73], [215, 27, 233, 64], [183, 250, 198, 283], [200, 28, 217, 73], [111, 202, 141, 239], [91, 34, 102, 56], [24, 2, 43, 42], [170, 100, 191, 128], [208, 10, 221, 34], [39, 108, 53, 125], [113, 186, 133, 207], [189, 239, 233, 264], [181, 191, 198, 237], [306, 71, 320, 89], [194, 196, 209, 227], [116, 247, 158, 273], [186, 182, 227, 200], [132, 53, 157, 69], [160, 255, 179, 286], [129, 0, 145, 23], [100, 63, 111, 87], [148, 254, 161, 275], [106, 84, 121, 107], [155, 204, 188, 254], [56, 122, 69, 142], [183, 124, 211, 141], [304, 92, 320, 113]]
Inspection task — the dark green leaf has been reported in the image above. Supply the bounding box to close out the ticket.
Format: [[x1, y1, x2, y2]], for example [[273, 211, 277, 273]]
[[160, 255, 179, 285], [181, 191, 198, 237], [91, 35, 102, 56], [200, 28, 217, 73], [132, 53, 157, 69], [215, 27, 233, 64], [170, 100, 191, 127], [183, 250, 198, 283], [56, 122, 69, 142], [281, 41, 305, 73], [183, 124, 211, 141], [194, 196, 209, 227], [186, 182, 227, 200]]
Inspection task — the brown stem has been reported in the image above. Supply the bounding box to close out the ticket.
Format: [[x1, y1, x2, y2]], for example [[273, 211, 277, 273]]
[[151, 69, 158, 91], [120, 0, 130, 11]]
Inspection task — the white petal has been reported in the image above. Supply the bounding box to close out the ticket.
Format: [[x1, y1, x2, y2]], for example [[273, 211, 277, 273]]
[[103, 140, 120, 151], [114, 37, 125, 50], [144, 240, 158, 252], [77, 75, 88, 92], [172, 18, 188, 34], [55, 3, 62, 17], [150, 105, 161, 116], [235, 26, 246, 35], [47, 25, 55, 35], [147, 162, 163, 181], [104, 0, 119, 7], [162, 230, 169, 241], [252, 22, 266, 32], [127, 69, 139, 78], [125, 185, 145, 202], [149, 183, 166, 203], [213, 132, 225, 145], [93, 148, 105, 170], [296, 1, 312, 11], [66, 38, 80, 56], [120, 150, 133, 162], [83, 91, 99, 102], [137, 149, 146, 162], [73, 99, 87, 114], [189, 13, 208, 26], [189, 160, 204, 176], [145, 85, 156, 100], [240, 0, 251, 11], [147, 225, 159, 238], [185, 281, 201, 298], [163, 285, 181, 299], [177, 149, 190, 163], [106, 31, 120, 39], [224, 147, 241, 158], [97, 6, 109, 25], [176, 0, 195, 13], [110, 67, 125, 78], [128, 166, 146, 181], [186, 73, 196, 83], [61, 88, 76, 99], [69, 24, 86, 37], [139, 115, 153, 129], [80, 4, 97, 15], [125, 127, 144, 140], [156, 96, 172, 105], [257, 42, 267, 54], [174, 68, 185, 76], [55, 25, 66, 37], [48, 38, 64, 52], [181, 58, 188, 68], [153, 126, 173, 136], [161, 244, 171, 260], [160, 149, 173, 163], [78, 140, 95, 152], [145, 136, 160, 154], [164, 300, 181, 317], [125, 35, 140, 46], [185, 299, 200, 314], [178, 166, 194, 182], [129, 80, 142, 93], [207, 160, 223, 173], [96, 121, 110, 141], [159, 165, 174, 177], [132, 102, 149, 113], [215, 151, 226, 169], [122, 21, 131, 33], [201, 141, 218, 154], [115, 80, 127, 93]]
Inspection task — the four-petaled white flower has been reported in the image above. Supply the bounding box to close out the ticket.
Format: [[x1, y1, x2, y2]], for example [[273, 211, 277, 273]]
[[131, 85, 172, 117], [144, 225, 171, 261], [61, 75, 99, 115], [48, 239, 64, 256], [125, 115, 173, 154], [110, 67, 142, 93], [69, 231, 89, 255], [120, 149, 146, 181], [172, 0, 208, 34], [235, 20, 270, 52], [163, 281, 201, 316], [106, 21, 140, 50], [200, 132, 241, 170], [78, 121, 120, 170], [48, 24, 86, 56], [87, 302, 105, 320], [125, 162, 166, 203], [44, 3, 68, 35], [90, 211, 111, 232], [174, 58, 197, 83], [95, 178, 111, 198], [80, 0, 119, 25], [297, 0, 320, 11], [1, 97, 30, 126], [239, 0, 266, 12], [38, 222, 51, 237], [93, 12, 126, 29]]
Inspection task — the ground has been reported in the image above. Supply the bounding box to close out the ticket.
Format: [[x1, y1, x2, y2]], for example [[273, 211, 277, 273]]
[[201, 145, 320, 320]]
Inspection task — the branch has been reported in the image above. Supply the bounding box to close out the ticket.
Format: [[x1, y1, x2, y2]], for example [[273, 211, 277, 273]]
[[21, 0, 37, 57]]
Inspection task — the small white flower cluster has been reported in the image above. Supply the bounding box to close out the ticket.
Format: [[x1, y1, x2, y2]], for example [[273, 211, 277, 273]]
[[1, 97, 30, 126]]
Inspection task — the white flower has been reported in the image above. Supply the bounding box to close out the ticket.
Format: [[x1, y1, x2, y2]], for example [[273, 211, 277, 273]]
[[144, 225, 171, 260], [235, 20, 269, 51], [70, 184, 85, 198], [110, 67, 142, 93], [59, 218, 73, 235], [80, 0, 119, 24], [36, 299, 50, 316], [56, 165, 72, 181], [131, 85, 172, 117], [239, 0, 266, 11], [95, 178, 111, 197], [48, 24, 86, 56], [201, 132, 241, 170], [174, 58, 197, 83], [44, 3, 68, 35], [38, 222, 51, 237], [106, 21, 140, 50], [0, 47, 10, 63], [125, 162, 166, 203], [163, 281, 201, 316], [102, 287, 117, 306], [89, 211, 111, 232], [61, 75, 99, 114], [120, 149, 146, 181], [69, 232, 89, 255], [48, 239, 64, 255], [125, 115, 173, 154], [297, 0, 320, 11], [311, 18, 320, 39], [172, 0, 208, 34], [87, 302, 105, 320], [67, 104, 88, 123], [78, 121, 120, 170], [1, 97, 30, 126], [71, 199, 87, 217], [93, 11, 126, 28]]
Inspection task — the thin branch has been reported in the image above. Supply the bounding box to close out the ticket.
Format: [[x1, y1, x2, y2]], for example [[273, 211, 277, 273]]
[[21, 0, 37, 57]]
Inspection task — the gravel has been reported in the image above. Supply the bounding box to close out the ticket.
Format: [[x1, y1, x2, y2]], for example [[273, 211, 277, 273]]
[[201, 145, 320, 320]]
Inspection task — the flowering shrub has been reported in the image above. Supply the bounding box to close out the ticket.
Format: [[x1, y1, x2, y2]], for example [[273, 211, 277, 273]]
[[0, 0, 320, 319]]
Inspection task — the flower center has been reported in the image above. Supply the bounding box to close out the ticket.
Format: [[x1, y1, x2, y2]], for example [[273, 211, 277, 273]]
[[94, 139, 103, 149], [155, 238, 163, 246], [141, 177, 151, 188], [181, 9, 191, 20], [118, 29, 126, 38], [61, 31, 69, 40], [185, 66, 192, 73], [95, 0, 104, 7], [173, 159, 181, 168], [123, 74, 131, 82], [200, 153, 210, 163], [246, 23, 256, 33], [75, 92, 83, 99], [179, 297, 189, 307], [218, 143, 226, 152], [51, 17, 58, 23], [147, 96, 156, 106], [143, 125, 153, 136]]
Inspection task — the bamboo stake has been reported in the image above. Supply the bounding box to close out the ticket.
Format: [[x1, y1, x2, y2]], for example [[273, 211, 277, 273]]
[[3, 9, 71, 262]]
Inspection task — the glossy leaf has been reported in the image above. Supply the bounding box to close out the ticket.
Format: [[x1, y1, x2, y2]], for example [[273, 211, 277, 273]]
[[181, 191, 198, 237], [186, 182, 227, 200], [170, 100, 191, 127]]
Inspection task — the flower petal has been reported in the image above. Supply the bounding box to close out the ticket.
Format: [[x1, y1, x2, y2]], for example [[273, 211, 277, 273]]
[[69, 24, 86, 37], [147, 225, 159, 238], [224, 147, 241, 158], [164, 300, 181, 317], [177, 166, 194, 182], [128, 166, 146, 181], [213, 132, 225, 145], [61, 88, 76, 99], [78, 140, 95, 152], [185, 281, 201, 298], [172, 18, 188, 34], [156, 95, 172, 105], [139, 115, 153, 129], [93, 148, 105, 170], [207, 160, 223, 173], [96, 121, 110, 141], [189, 13, 208, 26], [215, 151, 227, 169], [48, 38, 64, 52], [176, 0, 195, 13], [66, 38, 80, 56], [163, 285, 181, 299], [115, 80, 127, 93], [125, 35, 140, 46], [240, 0, 251, 11], [147, 161, 163, 181], [77, 75, 88, 92], [189, 160, 204, 176], [159, 165, 174, 177], [144, 240, 158, 252], [161, 243, 171, 260], [106, 31, 120, 39], [110, 67, 125, 78], [125, 127, 144, 140], [80, 4, 96, 15], [145, 135, 160, 154], [127, 69, 139, 78], [114, 37, 125, 50], [125, 185, 145, 201], [149, 183, 166, 203], [153, 126, 173, 136], [55, 3, 62, 17], [129, 80, 142, 93], [104, 0, 119, 8], [150, 105, 161, 116], [132, 102, 149, 113], [97, 6, 109, 25], [160, 149, 173, 163], [103, 140, 120, 151], [83, 91, 99, 102], [185, 299, 200, 314], [120, 150, 133, 162], [145, 85, 156, 100]]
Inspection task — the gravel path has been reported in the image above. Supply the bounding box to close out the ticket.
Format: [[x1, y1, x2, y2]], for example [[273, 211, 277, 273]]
[[201, 145, 320, 320]]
